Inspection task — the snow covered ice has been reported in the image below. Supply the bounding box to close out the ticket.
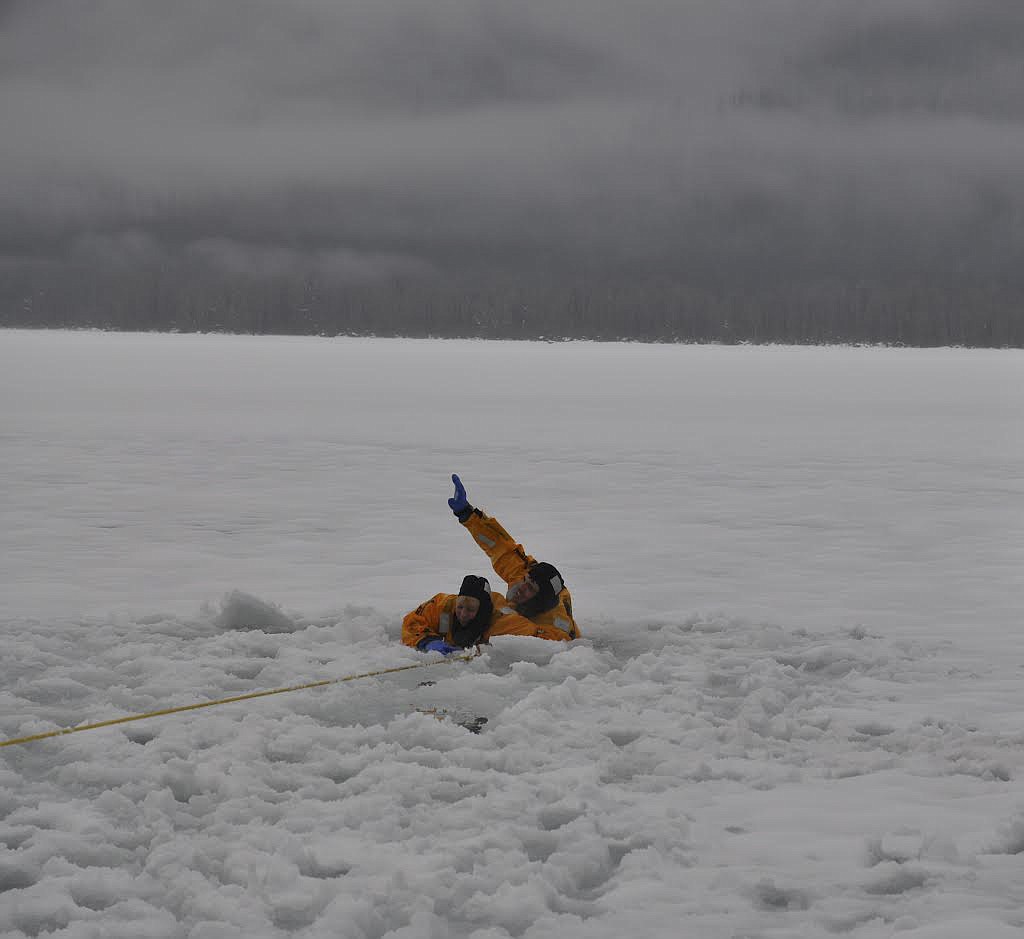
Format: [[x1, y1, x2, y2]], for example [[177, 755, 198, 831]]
[[1, 329, 1022, 938]]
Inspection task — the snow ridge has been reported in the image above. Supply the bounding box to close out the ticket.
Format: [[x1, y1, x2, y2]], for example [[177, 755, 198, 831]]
[[2, 601, 1022, 937]]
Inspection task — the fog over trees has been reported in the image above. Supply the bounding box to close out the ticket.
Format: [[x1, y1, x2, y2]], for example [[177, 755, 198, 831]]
[[2, 0, 1022, 345]]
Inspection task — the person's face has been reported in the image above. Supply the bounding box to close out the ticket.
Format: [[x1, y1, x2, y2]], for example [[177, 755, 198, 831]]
[[506, 577, 539, 605], [454, 595, 481, 625]]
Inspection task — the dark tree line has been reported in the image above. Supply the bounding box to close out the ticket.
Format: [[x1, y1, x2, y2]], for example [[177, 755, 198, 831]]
[[4, 6, 1024, 348], [2, 264, 1021, 346]]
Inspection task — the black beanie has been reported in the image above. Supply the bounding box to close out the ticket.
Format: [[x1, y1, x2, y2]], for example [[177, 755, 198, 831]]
[[528, 562, 564, 608], [452, 575, 494, 647], [459, 575, 492, 605]]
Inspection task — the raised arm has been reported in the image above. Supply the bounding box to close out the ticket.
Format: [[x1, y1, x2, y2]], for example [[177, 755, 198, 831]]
[[448, 474, 534, 586]]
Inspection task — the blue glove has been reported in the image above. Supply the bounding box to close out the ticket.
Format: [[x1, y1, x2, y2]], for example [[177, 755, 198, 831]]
[[420, 638, 460, 655], [447, 474, 471, 518]]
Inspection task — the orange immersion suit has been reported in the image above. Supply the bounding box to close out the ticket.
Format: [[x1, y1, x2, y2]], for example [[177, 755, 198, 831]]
[[460, 510, 580, 642], [401, 590, 504, 650]]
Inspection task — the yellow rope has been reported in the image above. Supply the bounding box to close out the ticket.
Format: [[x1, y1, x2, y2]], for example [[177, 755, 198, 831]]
[[0, 650, 479, 749]]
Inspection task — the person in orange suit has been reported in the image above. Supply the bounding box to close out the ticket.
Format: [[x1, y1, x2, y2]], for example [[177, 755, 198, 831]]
[[447, 474, 580, 643], [402, 476, 581, 654], [402, 574, 501, 654]]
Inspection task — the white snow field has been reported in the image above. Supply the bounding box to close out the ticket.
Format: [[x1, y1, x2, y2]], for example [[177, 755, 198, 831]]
[[1, 329, 1022, 939]]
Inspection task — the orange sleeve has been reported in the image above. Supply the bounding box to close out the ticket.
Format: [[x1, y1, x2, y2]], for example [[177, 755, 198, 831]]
[[401, 593, 449, 649], [461, 511, 536, 586], [485, 601, 578, 642], [485, 610, 571, 641]]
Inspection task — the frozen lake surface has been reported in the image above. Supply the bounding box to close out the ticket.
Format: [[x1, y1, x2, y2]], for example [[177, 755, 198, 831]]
[[1, 329, 1022, 938]]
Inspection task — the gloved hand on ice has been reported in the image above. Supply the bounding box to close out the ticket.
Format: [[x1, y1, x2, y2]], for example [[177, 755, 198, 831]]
[[419, 638, 460, 655]]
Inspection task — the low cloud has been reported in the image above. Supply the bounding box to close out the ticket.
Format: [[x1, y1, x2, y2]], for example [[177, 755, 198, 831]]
[[184, 237, 433, 284], [2, 0, 1023, 289]]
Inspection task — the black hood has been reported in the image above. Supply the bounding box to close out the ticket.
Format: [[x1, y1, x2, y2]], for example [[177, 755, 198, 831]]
[[451, 576, 493, 647]]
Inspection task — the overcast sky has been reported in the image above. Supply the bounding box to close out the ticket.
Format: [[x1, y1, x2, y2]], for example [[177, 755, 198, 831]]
[[2, 0, 1023, 287]]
